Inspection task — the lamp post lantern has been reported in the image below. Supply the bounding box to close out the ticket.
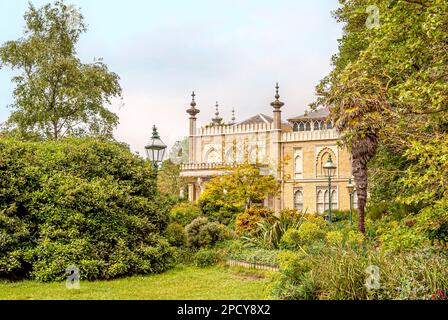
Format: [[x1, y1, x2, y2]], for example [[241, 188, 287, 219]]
[[145, 125, 167, 173], [323, 155, 337, 224], [347, 178, 355, 226]]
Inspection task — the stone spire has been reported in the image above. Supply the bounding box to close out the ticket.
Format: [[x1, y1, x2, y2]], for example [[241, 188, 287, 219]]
[[231, 108, 236, 124], [212, 101, 223, 125], [186, 91, 200, 118], [271, 83, 284, 131], [270, 82, 285, 110]]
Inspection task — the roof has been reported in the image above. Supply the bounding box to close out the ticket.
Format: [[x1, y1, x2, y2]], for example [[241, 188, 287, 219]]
[[237, 113, 291, 127], [288, 109, 330, 122], [237, 113, 274, 125]]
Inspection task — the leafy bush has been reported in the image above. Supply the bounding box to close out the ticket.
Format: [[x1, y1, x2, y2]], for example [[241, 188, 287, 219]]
[[329, 210, 349, 222], [185, 217, 226, 248], [325, 231, 344, 247], [193, 249, 220, 268], [297, 221, 325, 245], [376, 219, 428, 253], [279, 228, 301, 250], [166, 223, 187, 247], [244, 209, 303, 249], [235, 207, 274, 236], [417, 200, 448, 248], [0, 137, 174, 281], [207, 207, 238, 226], [169, 203, 201, 226], [271, 250, 318, 300]]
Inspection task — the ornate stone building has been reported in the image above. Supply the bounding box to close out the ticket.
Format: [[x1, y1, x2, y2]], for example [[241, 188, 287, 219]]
[[180, 84, 357, 214]]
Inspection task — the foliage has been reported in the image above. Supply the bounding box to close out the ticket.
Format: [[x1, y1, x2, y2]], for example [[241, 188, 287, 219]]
[[416, 200, 448, 248], [0, 137, 174, 281], [325, 231, 344, 247], [298, 222, 325, 245], [193, 249, 220, 268], [185, 217, 226, 248], [375, 216, 428, 253], [169, 203, 201, 227], [272, 246, 448, 300], [235, 207, 274, 236], [198, 163, 280, 219], [157, 159, 187, 199], [244, 209, 304, 249], [313, 0, 448, 234], [165, 223, 187, 247], [270, 251, 318, 300], [279, 229, 301, 250], [0, 1, 122, 140]]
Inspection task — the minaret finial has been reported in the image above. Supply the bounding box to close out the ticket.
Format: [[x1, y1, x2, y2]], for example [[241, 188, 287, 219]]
[[212, 101, 223, 125], [231, 108, 236, 123], [186, 91, 200, 117], [271, 82, 284, 109]]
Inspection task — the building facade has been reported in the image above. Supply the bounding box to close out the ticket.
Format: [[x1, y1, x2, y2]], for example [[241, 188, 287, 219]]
[[180, 85, 357, 214]]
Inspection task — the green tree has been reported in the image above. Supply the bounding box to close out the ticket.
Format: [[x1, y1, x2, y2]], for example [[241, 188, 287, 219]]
[[0, 1, 122, 140], [313, 0, 448, 232], [157, 159, 187, 199], [198, 163, 280, 218]]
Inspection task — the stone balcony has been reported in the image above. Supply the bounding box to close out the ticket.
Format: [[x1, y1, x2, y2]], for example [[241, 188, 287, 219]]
[[180, 162, 239, 177]]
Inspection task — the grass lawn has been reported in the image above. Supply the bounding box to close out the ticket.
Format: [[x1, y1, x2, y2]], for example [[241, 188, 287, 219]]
[[0, 266, 271, 300]]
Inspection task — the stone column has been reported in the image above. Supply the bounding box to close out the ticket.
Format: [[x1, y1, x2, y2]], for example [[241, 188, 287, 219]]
[[186, 92, 200, 163], [270, 83, 285, 215]]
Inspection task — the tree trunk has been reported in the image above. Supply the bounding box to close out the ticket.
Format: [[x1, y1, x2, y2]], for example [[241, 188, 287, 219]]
[[352, 155, 367, 234], [351, 135, 378, 234]]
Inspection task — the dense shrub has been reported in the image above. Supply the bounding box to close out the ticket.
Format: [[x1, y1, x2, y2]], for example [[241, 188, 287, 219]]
[[169, 203, 201, 226], [0, 137, 174, 281], [271, 247, 448, 300], [166, 223, 187, 247], [235, 207, 274, 236], [244, 209, 304, 249], [279, 229, 301, 250], [185, 217, 226, 248], [297, 221, 325, 245], [193, 249, 220, 268]]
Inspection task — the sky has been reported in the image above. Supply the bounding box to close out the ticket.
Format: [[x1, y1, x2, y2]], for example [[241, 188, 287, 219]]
[[0, 0, 343, 155]]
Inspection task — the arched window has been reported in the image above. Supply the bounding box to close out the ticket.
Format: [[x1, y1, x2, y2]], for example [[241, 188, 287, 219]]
[[299, 122, 305, 131], [248, 147, 257, 164], [319, 121, 325, 130], [294, 148, 303, 179], [294, 189, 304, 212], [326, 121, 333, 129], [320, 152, 331, 176], [305, 122, 311, 131], [318, 187, 338, 213], [313, 121, 320, 131], [317, 190, 324, 214], [235, 146, 244, 163], [225, 147, 235, 163], [205, 148, 220, 163], [316, 148, 337, 177], [293, 123, 299, 132], [331, 190, 338, 209]]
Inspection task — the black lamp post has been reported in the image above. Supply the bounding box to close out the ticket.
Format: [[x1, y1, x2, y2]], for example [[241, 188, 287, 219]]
[[145, 125, 167, 173], [323, 155, 337, 224], [347, 178, 355, 226]]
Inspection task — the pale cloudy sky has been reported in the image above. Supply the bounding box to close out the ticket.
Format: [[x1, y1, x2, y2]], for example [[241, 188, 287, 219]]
[[0, 0, 342, 155]]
